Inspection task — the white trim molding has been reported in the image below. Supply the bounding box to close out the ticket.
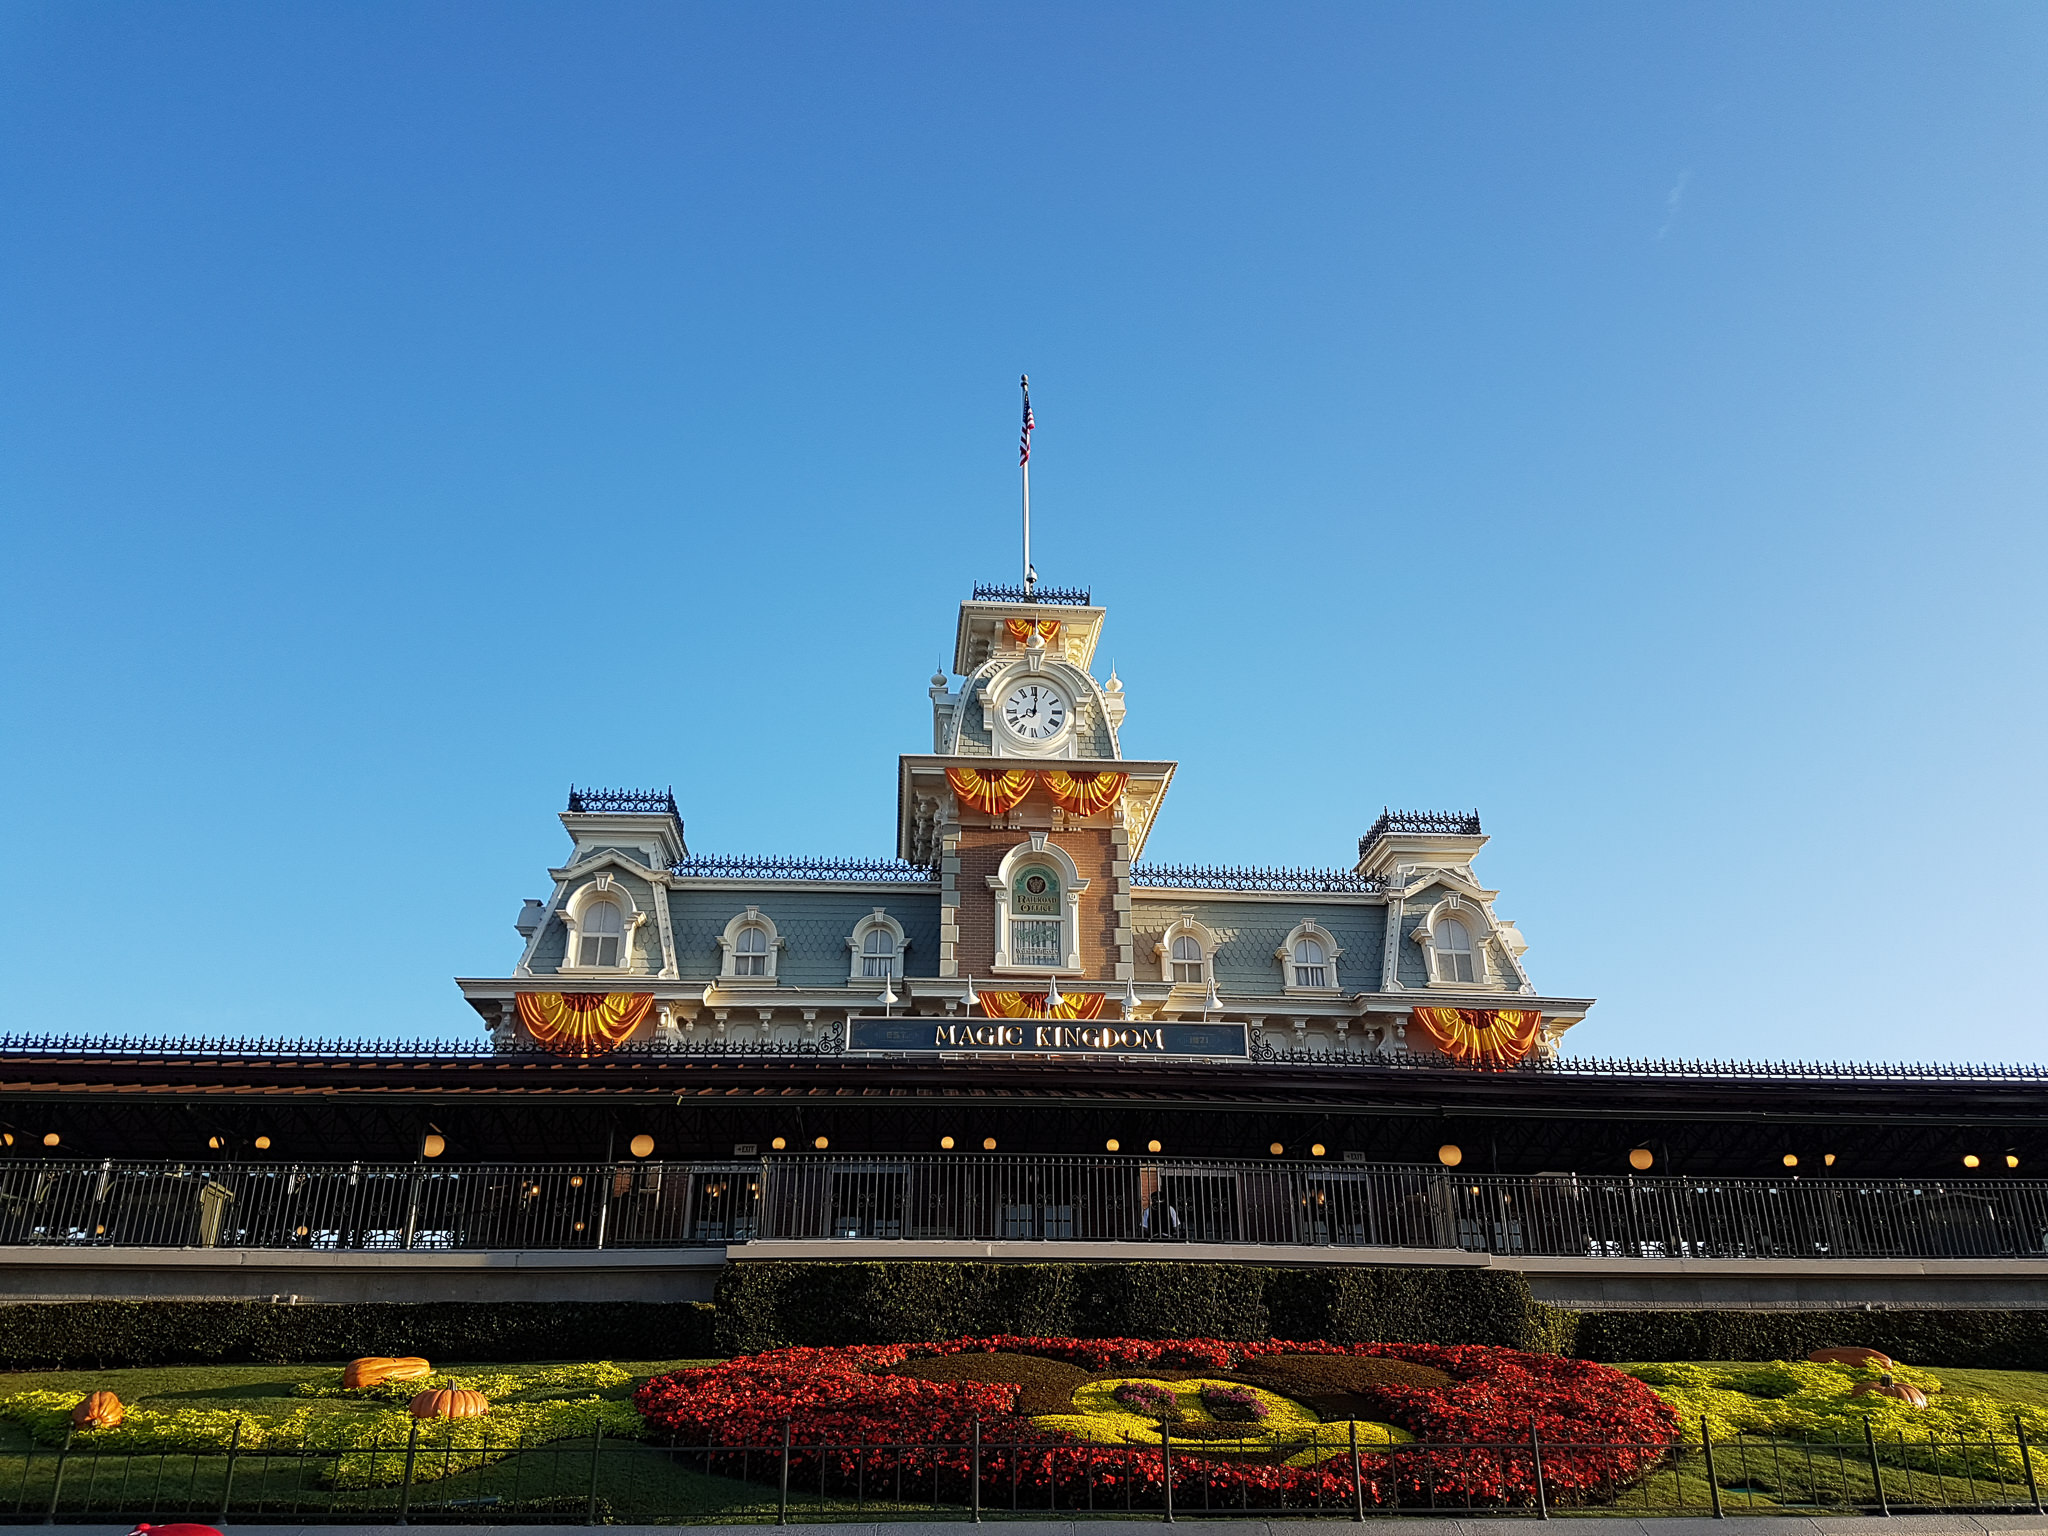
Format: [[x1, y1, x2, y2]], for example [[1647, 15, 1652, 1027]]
[[1154, 914, 1219, 989], [1411, 895, 1502, 990]]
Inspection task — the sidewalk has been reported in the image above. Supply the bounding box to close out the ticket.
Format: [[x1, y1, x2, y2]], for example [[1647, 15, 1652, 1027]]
[[82, 1516, 2048, 1536]]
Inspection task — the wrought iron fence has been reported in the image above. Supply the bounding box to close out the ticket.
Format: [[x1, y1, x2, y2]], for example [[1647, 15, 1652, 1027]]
[[4, 1417, 2044, 1523], [3, 1156, 2045, 1260]]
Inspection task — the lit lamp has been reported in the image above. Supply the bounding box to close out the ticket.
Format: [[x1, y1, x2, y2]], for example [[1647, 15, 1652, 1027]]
[[255, 1136, 271, 1151], [1782, 1153, 1799, 1169], [1628, 1148, 1653, 1171], [1824, 1153, 1836, 1167], [813, 1136, 829, 1150], [1147, 1139, 1162, 1153], [1437, 1144, 1462, 1168], [1269, 1143, 1285, 1156], [1311, 1143, 1326, 1157], [2008, 1154, 2021, 1169], [629, 1134, 655, 1158], [1963, 1154, 1981, 1169], [940, 1136, 955, 1150], [1106, 1138, 1121, 1152], [982, 1137, 997, 1151], [771, 1136, 787, 1151], [41, 1133, 59, 1148], [421, 1134, 446, 1159]]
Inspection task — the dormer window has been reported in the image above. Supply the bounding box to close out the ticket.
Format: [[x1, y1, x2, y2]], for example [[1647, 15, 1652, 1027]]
[[1292, 938, 1328, 988], [733, 924, 769, 976], [1010, 867, 1063, 966], [1434, 918, 1476, 983], [1171, 935, 1204, 983], [1276, 920, 1342, 994], [577, 899, 625, 967], [861, 929, 895, 978]]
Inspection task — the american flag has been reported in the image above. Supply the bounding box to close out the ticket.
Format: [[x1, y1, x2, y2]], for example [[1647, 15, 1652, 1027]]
[[1019, 376, 1035, 465]]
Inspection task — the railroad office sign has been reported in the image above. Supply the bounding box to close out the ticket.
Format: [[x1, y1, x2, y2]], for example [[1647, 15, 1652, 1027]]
[[845, 1016, 1249, 1059]]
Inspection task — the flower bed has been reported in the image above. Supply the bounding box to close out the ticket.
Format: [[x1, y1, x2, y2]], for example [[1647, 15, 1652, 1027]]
[[635, 1336, 1679, 1509]]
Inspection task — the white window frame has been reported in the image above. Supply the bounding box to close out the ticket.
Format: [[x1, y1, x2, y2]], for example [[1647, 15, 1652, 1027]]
[[1410, 896, 1497, 989], [1154, 915, 1218, 988], [847, 908, 909, 982], [717, 906, 784, 986], [557, 873, 647, 976], [986, 833, 1088, 975], [1275, 919, 1343, 997]]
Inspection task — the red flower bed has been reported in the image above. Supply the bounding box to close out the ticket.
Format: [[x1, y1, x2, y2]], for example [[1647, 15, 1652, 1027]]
[[636, 1337, 1679, 1511]]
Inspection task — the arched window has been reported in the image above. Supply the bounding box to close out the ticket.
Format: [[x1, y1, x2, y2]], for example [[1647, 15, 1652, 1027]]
[[1434, 918, 1476, 983], [577, 899, 625, 967], [861, 926, 895, 979], [1010, 866, 1063, 966], [1171, 934, 1204, 984], [733, 923, 769, 977], [1292, 937, 1328, 988]]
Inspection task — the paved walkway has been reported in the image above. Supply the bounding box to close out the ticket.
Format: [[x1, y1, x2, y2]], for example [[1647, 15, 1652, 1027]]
[[85, 1516, 2048, 1536]]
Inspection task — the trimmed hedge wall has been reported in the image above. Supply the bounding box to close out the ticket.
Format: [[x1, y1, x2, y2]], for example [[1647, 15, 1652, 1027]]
[[712, 1261, 1545, 1354], [0, 1300, 717, 1370], [1558, 1307, 2048, 1370]]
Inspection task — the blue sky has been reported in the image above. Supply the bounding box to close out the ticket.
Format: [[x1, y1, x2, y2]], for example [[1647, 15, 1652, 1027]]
[[4, 3, 2044, 1060]]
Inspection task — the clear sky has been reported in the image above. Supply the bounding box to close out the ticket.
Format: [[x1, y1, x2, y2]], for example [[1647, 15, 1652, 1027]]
[[4, 4, 2044, 1061]]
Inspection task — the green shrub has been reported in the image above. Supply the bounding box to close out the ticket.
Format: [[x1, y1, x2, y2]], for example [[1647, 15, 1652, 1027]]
[[1562, 1307, 2048, 1369], [0, 1299, 716, 1369], [713, 1261, 1542, 1352]]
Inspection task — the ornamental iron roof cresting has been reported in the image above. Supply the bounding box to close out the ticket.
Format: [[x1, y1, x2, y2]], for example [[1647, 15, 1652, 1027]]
[[973, 582, 1092, 605], [566, 785, 682, 818]]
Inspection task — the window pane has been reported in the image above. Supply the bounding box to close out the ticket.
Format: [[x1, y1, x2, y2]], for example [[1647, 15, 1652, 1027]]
[[1452, 952, 1475, 983], [1295, 938, 1325, 966], [1439, 919, 1470, 954], [584, 901, 623, 936], [1171, 936, 1201, 962], [736, 954, 764, 976], [1012, 918, 1062, 966], [1295, 964, 1327, 987], [1173, 962, 1203, 983], [862, 955, 893, 979], [577, 935, 599, 966], [864, 929, 892, 955], [736, 925, 766, 954]]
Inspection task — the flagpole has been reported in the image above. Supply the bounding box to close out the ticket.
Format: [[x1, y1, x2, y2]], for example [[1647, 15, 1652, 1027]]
[[1019, 374, 1033, 593]]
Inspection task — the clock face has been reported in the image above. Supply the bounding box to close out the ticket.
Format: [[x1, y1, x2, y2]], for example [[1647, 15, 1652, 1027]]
[[1001, 681, 1069, 741]]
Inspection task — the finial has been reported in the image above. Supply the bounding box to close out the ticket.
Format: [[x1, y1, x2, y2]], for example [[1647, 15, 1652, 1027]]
[[1105, 666, 1123, 694], [930, 666, 948, 688]]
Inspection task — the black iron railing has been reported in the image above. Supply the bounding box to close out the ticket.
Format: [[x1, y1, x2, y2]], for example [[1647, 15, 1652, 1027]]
[[670, 853, 937, 882], [2, 1032, 2046, 1085], [2, 1419, 2043, 1523], [564, 786, 680, 818], [1131, 862, 1391, 893], [973, 582, 1092, 605], [3, 1157, 2044, 1260], [1358, 809, 1483, 856]]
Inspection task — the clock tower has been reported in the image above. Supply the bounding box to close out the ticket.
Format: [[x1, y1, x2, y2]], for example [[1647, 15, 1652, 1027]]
[[900, 585, 1177, 997]]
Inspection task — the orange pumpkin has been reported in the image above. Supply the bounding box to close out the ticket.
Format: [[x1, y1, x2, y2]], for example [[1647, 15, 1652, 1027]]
[[409, 1387, 488, 1420], [1809, 1347, 1895, 1369], [71, 1391, 123, 1429], [1853, 1376, 1930, 1408], [342, 1355, 433, 1390]]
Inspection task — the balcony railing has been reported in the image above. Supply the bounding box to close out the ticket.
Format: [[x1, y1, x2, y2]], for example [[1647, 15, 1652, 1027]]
[[3, 1157, 2045, 1260]]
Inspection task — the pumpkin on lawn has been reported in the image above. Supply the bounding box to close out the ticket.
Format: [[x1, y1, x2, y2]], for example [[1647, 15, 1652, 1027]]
[[409, 1387, 488, 1420], [1852, 1374, 1929, 1408], [72, 1391, 124, 1429], [1809, 1346, 1895, 1369], [343, 1356, 433, 1390]]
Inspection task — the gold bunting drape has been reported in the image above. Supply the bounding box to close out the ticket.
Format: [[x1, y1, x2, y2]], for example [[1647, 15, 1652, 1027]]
[[945, 766, 1035, 815], [516, 992, 653, 1055], [1409, 1007, 1543, 1067], [981, 990, 1106, 1020], [1044, 769, 1129, 817], [1003, 618, 1062, 645]]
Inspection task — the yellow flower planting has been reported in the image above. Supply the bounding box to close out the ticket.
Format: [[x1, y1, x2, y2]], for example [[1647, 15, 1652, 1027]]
[[1624, 1360, 2048, 1482], [1031, 1376, 1409, 1466]]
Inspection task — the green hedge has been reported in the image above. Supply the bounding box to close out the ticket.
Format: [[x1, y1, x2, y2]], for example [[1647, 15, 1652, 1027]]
[[0, 1300, 717, 1370], [713, 1261, 1544, 1354], [1558, 1307, 2048, 1370]]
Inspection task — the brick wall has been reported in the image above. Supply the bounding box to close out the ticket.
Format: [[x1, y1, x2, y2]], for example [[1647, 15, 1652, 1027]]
[[952, 825, 1120, 980]]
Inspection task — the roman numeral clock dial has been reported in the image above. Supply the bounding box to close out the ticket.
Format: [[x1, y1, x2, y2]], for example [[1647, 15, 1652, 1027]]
[[1001, 681, 1069, 742]]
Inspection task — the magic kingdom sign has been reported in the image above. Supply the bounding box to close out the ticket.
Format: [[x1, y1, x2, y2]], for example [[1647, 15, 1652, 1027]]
[[845, 1016, 1249, 1059]]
